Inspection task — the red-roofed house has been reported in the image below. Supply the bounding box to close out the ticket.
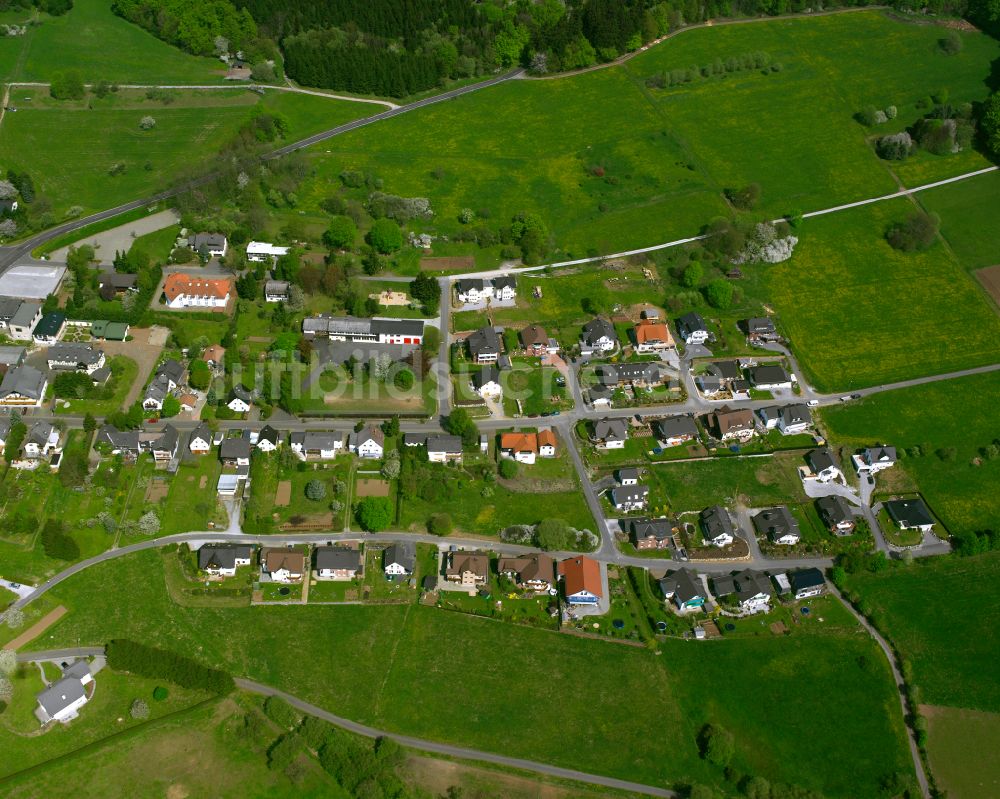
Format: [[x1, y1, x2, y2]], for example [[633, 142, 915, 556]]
[[558, 556, 603, 605], [632, 321, 675, 353], [163, 274, 233, 310]]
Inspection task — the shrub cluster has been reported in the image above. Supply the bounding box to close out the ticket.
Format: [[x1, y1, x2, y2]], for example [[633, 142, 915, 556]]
[[645, 51, 776, 89]]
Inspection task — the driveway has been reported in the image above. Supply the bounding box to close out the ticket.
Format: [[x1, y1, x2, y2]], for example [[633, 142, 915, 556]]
[[0, 577, 35, 598], [802, 477, 863, 507]]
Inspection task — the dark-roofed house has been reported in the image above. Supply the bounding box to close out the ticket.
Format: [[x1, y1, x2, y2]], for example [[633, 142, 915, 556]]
[[616, 467, 640, 486], [885, 498, 935, 533], [498, 553, 555, 592], [592, 417, 628, 449], [190, 232, 228, 257], [257, 425, 280, 452], [712, 407, 756, 441], [467, 326, 501, 364], [47, 343, 106, 374], [96, 424, 141, 457], [198, 544, 253, 577], [227, 385, 252, 414], [384, 541, 416, 577], [778, 403, 811, 435], [426, 434, 463, 463], [8, 300, 42, 342], [156, 359, 185, 390], [149, 424, 179, 463], [0, 344, 25, 368], [98, 272, 138, 299], [753, 506, 801, 545], [588, 385, 613, 408], [264, 280, 290, 302], [0, 364, 48, 407], [676, 312, 708, 345], [789, 568, 825, 599], [520, 324, 550, 354], [445, 551, 490, 588], [471, 366, 502, 399], [579, 318, 617, 356], [745, 317, 778, 343], [219, 437, 253, 467], [24, 421, 59, 458], [854, 446, 897, 476], [491, 275, 517, 301], [653, 415, 699, 448], [90, 320, 129, 341], [32, 311, 66, 344], [609, 484, 649, 512], [807, 448, 843, 483], [597, 362, 665, 388], [350, 426, 385, 459], [455, 278, 490, 304], [712, 569, 773, 614], [631, 517, 674, 550], [749, 364, 793, 391], [817, 495, 856, 535], [35, 661, 93, 724], [700, 506, 736, 547], [696, 374, 723, 397], [660, 568, 705, 612], [290, 432, 342, 460], [315, 546, 362, 580]]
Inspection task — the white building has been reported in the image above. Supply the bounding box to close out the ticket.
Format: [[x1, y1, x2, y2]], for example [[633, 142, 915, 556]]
[[246, 241, 290, 262], [35, 661, 93, 725]]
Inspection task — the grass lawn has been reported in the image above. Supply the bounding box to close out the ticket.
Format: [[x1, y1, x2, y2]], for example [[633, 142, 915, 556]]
[[500, 360, 572, 417], [844, 551, 1000, 713], [820, 371, 1000, 535], [918, 168, 1000, 273], [28, 547, 914, 796], [0, 89, 374, 218], [648, 453, 807, 512], [765, 198, 1000, 392], [0, 664, 211, 781], [129, 223, 181, 264], [159, 456, 228, 534], [54, 355, 138, 416], [300, 363, 434, 416], [923, 705, 1000, 799], [244, 454, 352, 532]]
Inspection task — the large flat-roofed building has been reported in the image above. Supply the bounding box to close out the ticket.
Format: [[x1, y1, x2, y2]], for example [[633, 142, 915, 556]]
[[0, 265, 67, 300], [302, 315, 424, 345]]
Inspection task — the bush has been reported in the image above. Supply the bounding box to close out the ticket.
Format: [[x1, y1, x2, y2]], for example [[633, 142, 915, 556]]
[[535, 518, 574, 550], [698, 723, 734, 767], [41, 520, 80, 561], [304, 479, 327, 501], [355, 497, 393, 532], [428, 512, 453, 536], [323, 216, 357, 250], [152, 686, 169, 701], [876, 132, 913, 161], [267, 733, 301, 770], [139, 116, 156, 130], [394, 369, 414, 391], [264, 695, 301, 730], [886, 212, 940, 252], [704, 278, 735, 310], [50, 70, 84, 100], [725, 183, 761, 210], [498, 458, 518, 479], [940, 30, 963, 54], [366, 218, 403, 254], [130, 698, 150, 719]]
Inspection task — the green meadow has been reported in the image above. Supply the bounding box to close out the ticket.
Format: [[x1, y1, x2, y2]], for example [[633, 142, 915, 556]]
[[924, 705, 1000, 799], [764, 198, 1000, 392], [26, 547, 914, 797], [919, 168, 1000, 273], [820, 371, 1000, 535]]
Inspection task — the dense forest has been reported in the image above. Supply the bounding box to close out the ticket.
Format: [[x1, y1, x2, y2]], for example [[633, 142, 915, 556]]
[[111, 0, 998, 98]]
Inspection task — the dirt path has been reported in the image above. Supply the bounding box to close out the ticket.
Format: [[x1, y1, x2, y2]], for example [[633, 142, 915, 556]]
[[7, 605, 67, 650]]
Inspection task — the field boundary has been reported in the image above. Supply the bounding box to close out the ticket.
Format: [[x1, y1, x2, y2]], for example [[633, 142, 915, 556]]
[[7, 605, 67, 650]]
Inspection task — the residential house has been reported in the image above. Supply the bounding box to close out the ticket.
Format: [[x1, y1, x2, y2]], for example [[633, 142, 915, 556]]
[[219, 437, 253, 467], [315, 546, 362, 580], [198, 544, 252, 577], [588, 385, 613, 409], [696, 374, 724, 397], [492, 275, 517, 301], [653, 416, 698, 448], [749, 364, 793, 391], [148, 425, 179, 463], [247, 241, 289, 263], [302, 315, 423, 345], [777, 404, 811, 435], [384, 541, 416, 577], [156, 359, 185, 390], [264, 280, 290, 302], [0, 345, 26, 368], [162, 273, 233, 309], [142, 376, 171, 411], [425, 434, 463, 463], [7, 301, 42, 341], [445, 551, 490, 587], [885, 498, 935, 533], [592, 417, 628, 449], [46, 343, 106, 375], [640, 306, 661, 321], [24, 422, 59, 458], [0, 297, 22, 333], [216, 470, 249, 497], [596, 361, 665, 388], [730, 378, 751, 400], [499, 429, 557, 465], [537, 428, 557, 457], [471, 366, 502, 399], [290, 432, 343, 460], [632, 321, 675, 353], [712, 569, 773, 614], [753, 506, 801, 545], [350, 426, 385, 459], [257, 425, 280, 452], [94, 424, 176, 463], [854, 446, 898, 476], [35, 661, 93, 724], [558, 556, 603, 604], [189, 232, 228, 258], [0, 364, 47, 407], [579, 318, 617, 356], [789, 568, 825, 599], [97, 272, 138, 300], [519, 324, 550, 355], [616, 467, 640, 486], [631, 517, 674, 550], [189, 423, 213, 455], [262, 549, 305, 583], [32, 312, 66, 344], [201, 345, 225, 370], [817, 495, 856, 535], [659, 568, 705, 613], [700, 506, 736, 547], [609, 484, 649, 512], [227, 385, 252, 414], [467, 326, 502, 364], [455, 278, 491, 304], [745, 317, 779, 343], [497, 553, 555, 592], [676, 312, 709, 345], [712, 407, 756, 441], [95, 425, 142, 458], [807, 448, 843, 483]]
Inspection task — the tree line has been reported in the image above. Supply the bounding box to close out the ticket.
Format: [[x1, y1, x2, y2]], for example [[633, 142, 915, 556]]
[[106, 639, 235, 695]]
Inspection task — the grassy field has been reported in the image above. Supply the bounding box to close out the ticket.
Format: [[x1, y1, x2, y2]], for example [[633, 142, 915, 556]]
[[54, 355, 138, 416], [820, 371, 1000, 535], [919, 168, 1000, 273], [159, 456, 228, 534], [27, 547, 914, 796], [647, 452, 807, 512], [292, 11, 999, 264], [923, 705, 1000, 799], [844, 551, 1000, 713], [0, 89, 374, 218], [765, 198, 1000, 391]]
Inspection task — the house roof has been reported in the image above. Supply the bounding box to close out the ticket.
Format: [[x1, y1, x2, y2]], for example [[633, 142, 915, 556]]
[[633, 321, 674, 346], [0, 345, 25, 366], [190, 423, 213, 445], [96, 424, 140, 453], [746, 317, 776, 334], [677, 312, 707, 335], [315, 546, 361, 571], [713, 407, 754, 435], [731, 569, 773, 602], [631, 517, 673, 540], [99, 272, 138, 290], [750, 364, 791, 385], [660, 568, 702, 603], [581, 318, 616, 344], [701, 506, 735, 539], [151, 424, 178, 453], [157, 359, 185, 385], [201, 344, 225, 364], [593, 417, 628, 441], [610, 485, 649, 504], [357, 426, 385, 447], [198, 544, 252, 570], [0, 364, 46, 400], [263, 549, 305, 574], [36, 676, 86, 719], [0, 265, 66, 300], [300, 432, 341, 451], [144, 375, 170, 404], [61, 660, 92, 682], [90, 320, 129, 340], [264, 280, 290, 296], [817, 495, 854, 525], [425, 434, 462, 454], [752, 506, 800, 538], [558, 556, 602, 598], [229, 385, 252, 404], [258, 425, 279, 445], [597, 362, 665, 385], [446, 551, 489, 580], [617, 467, 640, 482], [455, 278, 486, 294], [384, 541, 416, 571], [498, 553, 554, 584], [27, 421, 54, 447], [808, 448, 837, 473], [708, 360, 741, 380], [653, 416, 698, 440], [163, 273, 233, 301], [47, 342, 103, 367], [220, 437, 253, 460], [190, 232, 227, 250], [9, 300, 41, 329], [467, 326, 501, 357], [780, 404, 811, 426], [471, 366, 501, 389], [492, 275, 516, 291], [537, 428, 557, 450], [520, 324, 548, 348], [886, 498, 934, 528], [33, 312, 65, 338], [864, 446, 897, 464], [0, 297, 22, 322], [500, 431, 537, 454], [790, 568, 824, 593]]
